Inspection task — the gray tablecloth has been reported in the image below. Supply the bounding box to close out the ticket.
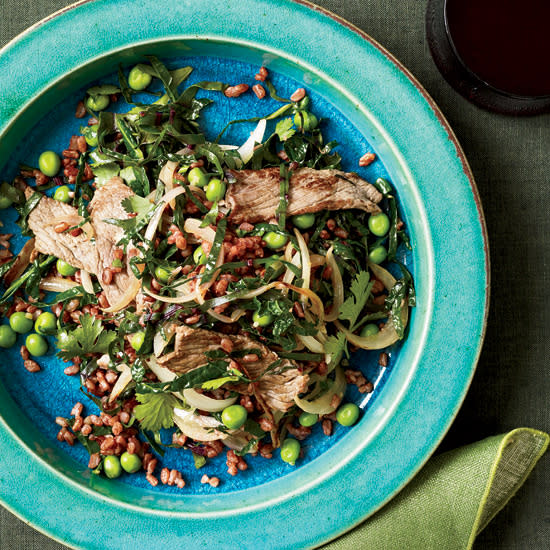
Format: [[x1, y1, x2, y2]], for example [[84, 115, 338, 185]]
[[1, 1, 548, 548]]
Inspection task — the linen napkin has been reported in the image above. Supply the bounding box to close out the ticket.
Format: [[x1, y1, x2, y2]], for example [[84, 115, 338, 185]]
[[322, 428, 548, 550]]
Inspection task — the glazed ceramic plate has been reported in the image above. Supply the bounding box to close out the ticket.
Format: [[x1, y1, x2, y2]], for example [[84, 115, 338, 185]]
[[0, 1, 488, 548]]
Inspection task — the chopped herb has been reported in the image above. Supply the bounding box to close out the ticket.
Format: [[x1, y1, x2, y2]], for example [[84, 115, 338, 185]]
[[134, 392, 180, 432]]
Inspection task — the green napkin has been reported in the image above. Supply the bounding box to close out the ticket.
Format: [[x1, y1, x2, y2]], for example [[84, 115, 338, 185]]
[[322, 428, 548, 550]]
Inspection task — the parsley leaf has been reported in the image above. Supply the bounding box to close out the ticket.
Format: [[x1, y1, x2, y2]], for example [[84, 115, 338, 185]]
[[134, 392, 179, 432], [324, 332, 348, 364], [56, 314, 117, 361], [275, 118, 296, 141], [338, 270, 373, 331]]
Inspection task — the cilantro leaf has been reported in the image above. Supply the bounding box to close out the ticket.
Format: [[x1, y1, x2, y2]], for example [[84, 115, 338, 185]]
[[134, 392, 179, 432], [338, 270, 373, 331], [275, 118, 296, 141], [56, 314, 117, 361], [192, 452, 207, 469], [324, 332, 348, 364]]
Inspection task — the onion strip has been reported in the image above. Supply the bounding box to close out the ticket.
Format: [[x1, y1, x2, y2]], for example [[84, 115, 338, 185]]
[[173, 408, 228, 441], [294, 366, 346, 415], [80, 270, 95, 294], [324, 246, 344, 322], [38, 277, 80, 293], [182, 389, 237, 412], [294, 229, 311, 298], [183, 218, 216, 243], [108, 364, 132, 402]]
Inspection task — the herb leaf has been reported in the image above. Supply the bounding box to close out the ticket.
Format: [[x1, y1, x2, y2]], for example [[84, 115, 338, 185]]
[[338, 270, 373, 331], [324, 332, 348, 363], [56, 314, 117, 361], [275, 118, 296, 141], [134, 392, 179, 432]]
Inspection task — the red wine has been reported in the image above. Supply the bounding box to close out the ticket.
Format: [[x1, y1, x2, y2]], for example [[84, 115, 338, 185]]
[[446, 0, 550, 97]]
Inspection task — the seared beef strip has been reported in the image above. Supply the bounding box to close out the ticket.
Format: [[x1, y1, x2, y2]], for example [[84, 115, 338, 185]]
[[225, 167, 383, 224], [25, 187, 98, 273], [158, 326, 309, 412], [89, 178, 138, 306], [25, 178, 139, 306]]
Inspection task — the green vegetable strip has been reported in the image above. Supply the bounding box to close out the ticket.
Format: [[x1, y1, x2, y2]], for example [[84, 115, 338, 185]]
[[182, 184, 208, 214], [387, 197, 398, 261], [0, 256, 55, 304], [146, 55, 179, 102], [201, 217, 227, 284], [264, 80, 291, 102], [115, 114, 144, 160], [15, 191, 42, 235]]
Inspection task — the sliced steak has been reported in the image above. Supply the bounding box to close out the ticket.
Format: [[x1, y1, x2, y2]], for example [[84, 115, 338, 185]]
[[89, 178, 138, 306], [225, 167, 383, 224], [25, 188, 98, 273], [158, 326, 309, 412]]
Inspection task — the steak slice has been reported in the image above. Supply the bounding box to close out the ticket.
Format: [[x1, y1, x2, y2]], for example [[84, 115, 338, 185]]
[[158, 326, 309, 412], [25, 188, 98, 273], [225, 167, 383, 224], [89, 178, 138, 306]]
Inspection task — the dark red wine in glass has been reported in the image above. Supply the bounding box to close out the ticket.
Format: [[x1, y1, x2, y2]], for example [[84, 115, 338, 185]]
[[426, 0, 550, 115]]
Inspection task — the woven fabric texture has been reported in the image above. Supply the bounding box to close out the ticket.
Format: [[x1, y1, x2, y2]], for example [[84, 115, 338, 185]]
[[1, 1, 550, 549]]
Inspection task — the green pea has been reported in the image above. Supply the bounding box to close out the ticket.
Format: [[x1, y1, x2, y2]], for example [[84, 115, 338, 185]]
[[56, 259, 78, 277], [193, 245, 207, 265], [187, 167, 209, 188], [120, 451, 142, 474], [128, 65, 152, 91], [154, 265, 172, 283], [221, 404, 248, 430], [280, 438, 301, 465], [34, 312, 57, 336], [368, 213, 390, 237], [85, 124, 99, 147], [0, 195, 12, 209], [263, 231, 288, 250], [25, 333, 48, 356], [336, 403, 360, 427], [368, 245, 387, 265], [103, 455, 122, 479], [9, 312, 34, 334], [86, 94, 110, 112], [130, 331, 145, 352], [299, 412, 318, 427], [252, 310, 273, 327], [291, 213, 316, 230], [360, 323, 379, 338], [293, 111, 318, 131], [0, 325, 17, 348], [205, 178, 226, 202], [38, 151, 61, 177], [53, 185, 71, 203]]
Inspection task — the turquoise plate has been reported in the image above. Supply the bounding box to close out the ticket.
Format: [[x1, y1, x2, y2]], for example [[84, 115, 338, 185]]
[[0, 1, 488, 548]]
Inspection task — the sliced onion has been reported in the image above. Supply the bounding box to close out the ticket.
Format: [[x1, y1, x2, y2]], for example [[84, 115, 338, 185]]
[[238, 119, 266, 164], [153, 323, 176, 357], [218, 144, 239, 151], [39, 277, 80, 293], [183, 388, 237, 412], [294, 366, 346, 415], [159, 160, 178, 208], [183, 218, 216, 243], [297, 334, 325, 354], [102, 278, 142, 313], [144, 186, 187, 242], [173, 408, 227, 441], [146, 355, 177, 383], [324, 246, 344, 322], [4, 238, 35, 285], [142, 284, 198, 304], [282, 247, 301, 288], [207, 308, 246, 323], [108, 364, 132, 402], [80, 270, 95, 294], [294, 229, 311, 298], [224, 433, 257, 452]]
